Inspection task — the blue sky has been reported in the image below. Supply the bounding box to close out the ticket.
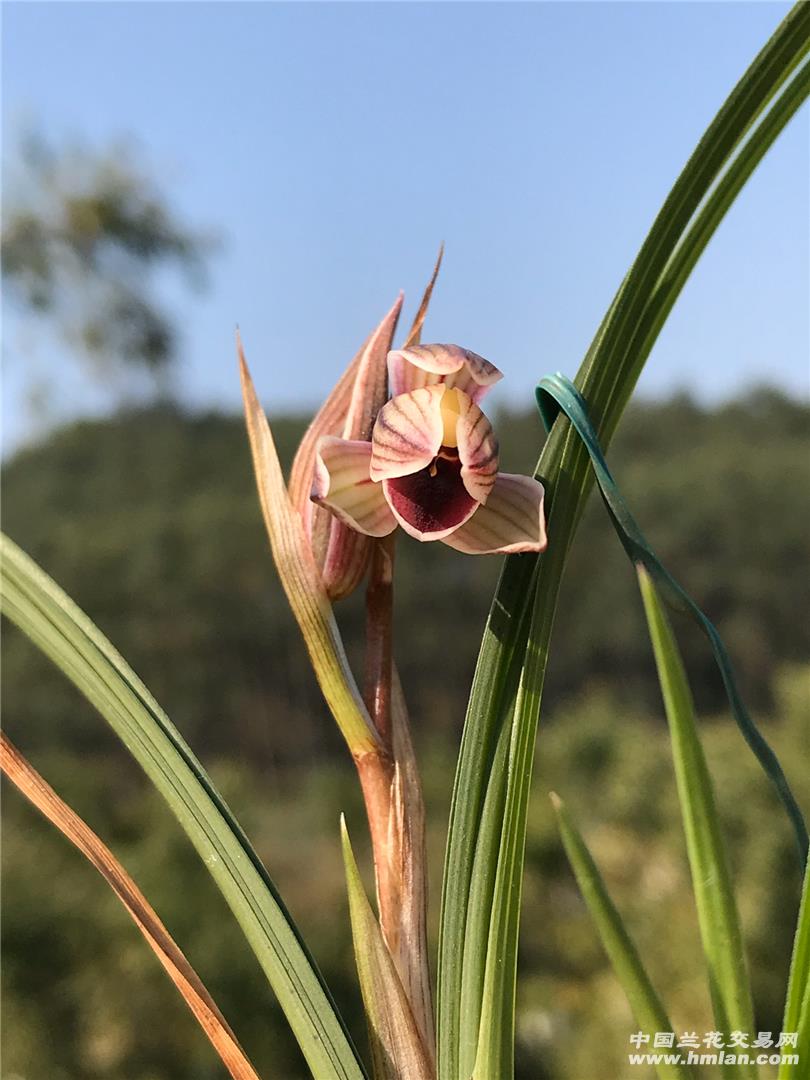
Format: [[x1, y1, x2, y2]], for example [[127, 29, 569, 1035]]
[[3, 2, 808, 452]]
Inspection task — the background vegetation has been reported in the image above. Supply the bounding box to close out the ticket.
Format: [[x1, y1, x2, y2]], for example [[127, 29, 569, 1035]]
[[3, 390, 808, 1078]]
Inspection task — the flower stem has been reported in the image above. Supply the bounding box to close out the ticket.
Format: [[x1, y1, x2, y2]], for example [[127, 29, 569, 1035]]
[[364, 534, 396, 745], [357, 533, 400, 952], [354, 535, 436, 1071]]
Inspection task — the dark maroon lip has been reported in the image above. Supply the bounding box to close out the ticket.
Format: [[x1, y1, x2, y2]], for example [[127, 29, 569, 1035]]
[[384, 449, 476, 537]]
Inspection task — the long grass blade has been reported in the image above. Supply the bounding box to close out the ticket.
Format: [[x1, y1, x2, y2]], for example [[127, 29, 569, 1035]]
[[633, 55, 810, 397], [550, 794, 695, 1080], [638, 569, 755, 1079], [779, 858, 810, 1079], [537, 375, 807, 860], [438, 6, 810, 1077], [0, 733, 262, 1080], [0, 533, 366, 1080]]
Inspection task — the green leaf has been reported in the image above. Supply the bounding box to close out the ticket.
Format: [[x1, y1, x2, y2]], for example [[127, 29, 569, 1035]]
[[638, 568, 756, 1080], [632, 53, 810, 391], [456, 712, 513, 1080], [779, 858, 810, 1079], [340, 817, 434, 1080], [536, 373, 807, 863], [438, 6, 810, 1077], [550, 794, 695, 1080], [0, 533, 366, 1080]]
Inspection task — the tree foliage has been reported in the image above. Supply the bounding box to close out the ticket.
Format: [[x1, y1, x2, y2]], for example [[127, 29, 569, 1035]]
[[2, 390, 807, 765], [2, 132, 213, 382], [1, 391, 807, 1077]]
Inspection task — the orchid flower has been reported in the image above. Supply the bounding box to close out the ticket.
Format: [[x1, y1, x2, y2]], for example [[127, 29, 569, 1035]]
[[312, 344, 548, 555], [239, 284, 445, 1068]]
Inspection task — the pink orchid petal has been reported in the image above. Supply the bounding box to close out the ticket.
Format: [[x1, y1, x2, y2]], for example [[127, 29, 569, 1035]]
[[289, 292, 402, 542], [312, 437, 397, 538], [341, 293, 403, 441], [388, 344, 502, 402], [369, 385, 445, 482], [441, 472, 547, 555], [382, 465, 478, 542], [454, 391, 499, 505]]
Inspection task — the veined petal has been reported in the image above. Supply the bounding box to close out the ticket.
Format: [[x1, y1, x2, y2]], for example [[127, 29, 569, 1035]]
[[369, 386, 445, 482], [289, 343, 363, 530], [441, 472, 547, 555], [313, 437, 397, 538], [342, 293, 402, 441], [288, 293, 402, 541], [388, 344, 502, 402], [453, 390, 499, 504]]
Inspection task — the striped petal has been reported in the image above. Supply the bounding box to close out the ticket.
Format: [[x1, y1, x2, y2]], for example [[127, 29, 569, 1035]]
[[388, 344, 502, 402], [312, 437, 397, 538], [441, 472, 547, 555], [369, 386, 445, 482], [289, 293, 402, 558], [453, 390, 499, 505]]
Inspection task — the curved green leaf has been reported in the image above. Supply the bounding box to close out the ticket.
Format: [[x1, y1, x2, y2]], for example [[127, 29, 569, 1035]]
[[550, 795, 695, 1080], [638, 568, 755, 1080], [0, 533, 366, 1080], [779, 859, 810, 1079], [536, 373, 807, 861], [438, 6, 810, 1077]]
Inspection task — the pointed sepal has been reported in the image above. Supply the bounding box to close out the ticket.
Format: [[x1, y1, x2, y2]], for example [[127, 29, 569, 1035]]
[[290, 295, 402, 598], [238, 335, 380, 754]]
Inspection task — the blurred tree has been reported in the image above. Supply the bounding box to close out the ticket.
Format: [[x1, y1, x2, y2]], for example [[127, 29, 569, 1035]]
[[2, 131, 214, 393], [2, 388, 807, 1078], [2, 390, 807, 766]]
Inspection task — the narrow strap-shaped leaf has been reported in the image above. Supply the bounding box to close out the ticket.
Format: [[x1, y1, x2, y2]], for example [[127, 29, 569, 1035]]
[[456, 708, 513, 1080], [438, 12, 810, 1076], [340, 817, 434, 1080], [629, 55, 810, 408], [0, 534, 366, 1080], [471, 650, 545, 1078], [0, 733, 262, 1080], [779, 858, 810, 1079], [551, 794, 696, 1080], [638, 569, 756, 1080], [536, 373, 808, 864]]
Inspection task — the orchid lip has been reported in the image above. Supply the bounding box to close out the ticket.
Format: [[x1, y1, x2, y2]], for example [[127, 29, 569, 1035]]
[[382, 449, 479, 542]]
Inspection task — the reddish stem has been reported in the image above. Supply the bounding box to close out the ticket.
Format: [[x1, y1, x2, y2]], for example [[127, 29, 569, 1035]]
[[363, 534, 395, 745], [354, 533, 435, 1067]]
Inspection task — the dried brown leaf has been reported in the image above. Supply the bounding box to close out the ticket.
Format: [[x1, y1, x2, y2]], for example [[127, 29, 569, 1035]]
[[0, 733, 262, 1080]]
